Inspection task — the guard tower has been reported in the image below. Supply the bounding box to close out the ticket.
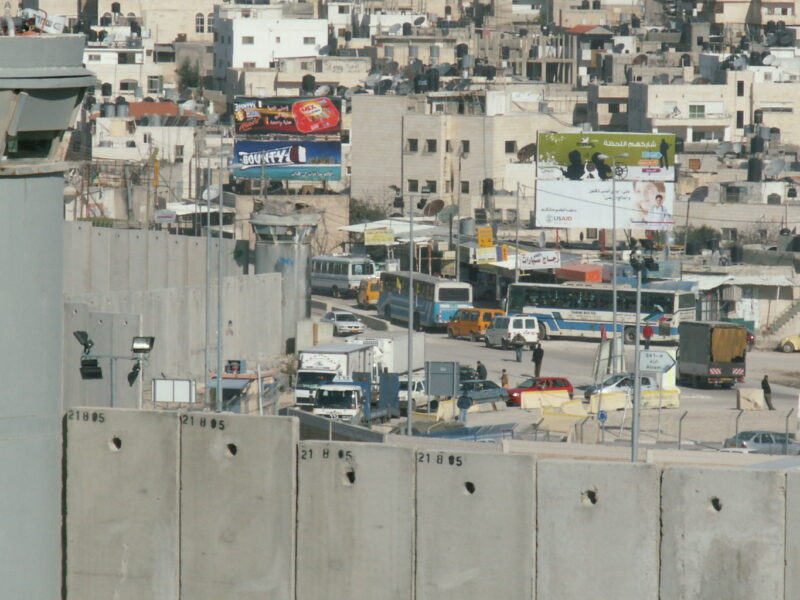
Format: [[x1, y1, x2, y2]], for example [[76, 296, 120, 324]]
[[0, 34, 94, 597], [251, 208, 321, 353]]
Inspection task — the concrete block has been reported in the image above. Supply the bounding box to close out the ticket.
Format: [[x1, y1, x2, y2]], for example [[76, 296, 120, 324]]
[[641, 389, 680, 409], [559, 399, 588, 416], [296, 442, 414, 600], [660, 466, 786, 598], [146, 232, 168, 289], [109, 230, 130, 290], [128, 231, 148, 291], [65, 408, 180, 599], [180, 413, 298, 600], [503, 439, 632, 461], [384, 434, 503, 454], [90, 227, 111, 292], [521, 390, 570, 409], [737, 387, 765, 410], [415, 452, 535, 600], [786, 471, 800, 599], [537, 460, 660, 599], [588, 391, 628, 413]]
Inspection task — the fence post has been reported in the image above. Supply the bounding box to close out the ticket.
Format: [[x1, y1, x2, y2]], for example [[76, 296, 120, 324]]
[[785, 409, 795, 455], [677, 411, 688, 450], [735, 409, 744, 439]]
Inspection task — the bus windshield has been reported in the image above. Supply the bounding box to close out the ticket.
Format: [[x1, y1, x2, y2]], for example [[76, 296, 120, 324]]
[[351, 262, 375, 276], [438, 287, 470, 302], [315, 389, 357, 409]]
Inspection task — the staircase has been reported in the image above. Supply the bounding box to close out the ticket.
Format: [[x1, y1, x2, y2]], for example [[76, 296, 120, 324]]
[[766, 298, 800, 336]]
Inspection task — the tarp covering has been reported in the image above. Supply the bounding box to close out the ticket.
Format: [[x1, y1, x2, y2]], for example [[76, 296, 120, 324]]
[[711, 326, 746, 363]]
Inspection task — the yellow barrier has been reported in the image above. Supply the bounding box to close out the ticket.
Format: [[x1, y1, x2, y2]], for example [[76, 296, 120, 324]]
[[737, 388, 765, 410], [520, 390, 571, 410], [588, 389, 680, 414]]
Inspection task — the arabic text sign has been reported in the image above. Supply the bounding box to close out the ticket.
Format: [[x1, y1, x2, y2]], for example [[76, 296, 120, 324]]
[[233, 96, 342, 135], [537, 132, 676, 182], [475, 246, 497, 264], [477, 226, 494, 248], [364, 228, 395, 245], [638, 350, 676, 373], [535, 180, 675, 230], [517, 250, 561, 270], [232, 140, 342, 181]]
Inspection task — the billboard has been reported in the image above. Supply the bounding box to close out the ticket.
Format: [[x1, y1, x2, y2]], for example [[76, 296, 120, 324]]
[[538, 133, 676, 182], [233, 96, 342, 135], [518, 250, 561, 270], [232, 140, 342, 181], [535, 181, 676, 230]]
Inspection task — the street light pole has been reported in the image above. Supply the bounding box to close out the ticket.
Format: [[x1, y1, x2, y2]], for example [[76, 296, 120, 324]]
[[406, 194, 416, 436], [514, 181, 521, 283], [455, 151, 467, 281], [215, 151, 227, 413], [632, 264, 643, 462]]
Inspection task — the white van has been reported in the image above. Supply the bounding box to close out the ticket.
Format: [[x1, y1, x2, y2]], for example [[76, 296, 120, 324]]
[[398, 375, 428, 410], [484, 315, 540, 349]]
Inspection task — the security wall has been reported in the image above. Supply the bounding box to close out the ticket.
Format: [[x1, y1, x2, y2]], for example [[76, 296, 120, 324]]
[[64, 408, 797, 599]]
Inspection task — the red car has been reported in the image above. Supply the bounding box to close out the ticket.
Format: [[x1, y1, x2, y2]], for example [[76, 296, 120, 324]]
[[507, 377, 574, 407]]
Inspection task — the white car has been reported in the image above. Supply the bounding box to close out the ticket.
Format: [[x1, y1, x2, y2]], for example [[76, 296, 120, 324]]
[[583, 373, 660, 401], [321, 310, 367, 336], [484, 315, 540, 349], [398, 376, 429, 410]]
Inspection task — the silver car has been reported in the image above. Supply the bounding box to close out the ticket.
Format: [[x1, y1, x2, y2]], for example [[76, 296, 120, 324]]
[[722, 430, 800, 455], [321, 310, 366, 336]]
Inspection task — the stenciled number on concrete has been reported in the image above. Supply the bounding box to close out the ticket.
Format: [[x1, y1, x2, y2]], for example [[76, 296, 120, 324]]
[[179, 414, 225, 430], [417, 452, 463, 467], [66, 409, 105, 423], [300, 447, 354, 460]]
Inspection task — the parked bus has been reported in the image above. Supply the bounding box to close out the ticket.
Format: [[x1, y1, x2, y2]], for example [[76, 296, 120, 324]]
[[378, 272, 473, 330], [505, 282, 695, 343], [310, 254, 377, 298]]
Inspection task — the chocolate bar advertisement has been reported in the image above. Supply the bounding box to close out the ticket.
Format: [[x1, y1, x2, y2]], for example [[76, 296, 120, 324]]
[[233, 96, 342, 136]]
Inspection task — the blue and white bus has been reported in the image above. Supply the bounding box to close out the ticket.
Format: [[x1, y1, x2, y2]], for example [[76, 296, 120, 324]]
[[378, 272, 473, 330], [310, 254, 377, 298], [505, 282, 695, 343]]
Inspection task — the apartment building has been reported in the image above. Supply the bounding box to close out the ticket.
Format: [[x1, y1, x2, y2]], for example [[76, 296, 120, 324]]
[[93, 0, 217, 44]]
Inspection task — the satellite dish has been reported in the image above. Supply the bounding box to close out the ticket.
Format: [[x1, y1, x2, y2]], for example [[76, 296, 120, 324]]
[[632, 54, 648, 65], [692, 77, 710, 84], [516, 142, 537, 162], [396, 81, 413, 95], [764, 158, 786, 178], [423, 199, 445, 217], [364, 73, 381, 88], [318, 45, 331, 56], [344, 85, 362, 100], [689, 186, 709, 202], [413, 16, 425, 26], [613, 43, 625, 53], [386, 60, 399, 73], [314, 84, 332, 96], [670, 77, 684, 84], [389, 23, 401, 35], [732, 55, 748, 69], [327, 180, 346, 193], [202, 184, 220, 202], [436, 62, 453, 76], [436, 204, 460, 223], [715, 141, 733, 156], [763, 53, 777, 66], [733, 142, 744, 154]]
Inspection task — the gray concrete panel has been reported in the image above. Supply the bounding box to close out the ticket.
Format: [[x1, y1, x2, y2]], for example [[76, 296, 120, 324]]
[[110, 312, 142, 408], [180, 414, 298, 599], [65, 408, 179, 599], [296, 442, 414, 600], [385, 434, 503, 453], [147, 232, 169, 289], [90, 227, 112, 292], [786, 471, 800, 599], [536, 460, 660, 599], [63, 222, 92, 295], [128, 231, 149, 291], [186, 237, 205, 287], [167, 235, 188, 287], [109, 230, 131, 290], [64, 302, 91, 409], [660, 466, 786, 599], [415, 452, 535, 600]]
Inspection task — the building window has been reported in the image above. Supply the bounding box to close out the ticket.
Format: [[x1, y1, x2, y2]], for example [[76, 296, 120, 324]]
[[586, 228, 598, 239], [384, 46, 394, 58], [275, 36, 280, 43], [407, 138, 418, 152], [461, 140, 470, 154], [303, 36, 316, 45], [206, 45, 213, 53], [242, 36, 254, 44], [338, 5, 349, 12], [425, 139, 437, 152], [736, 110, 744, 128], [688, 158, 701, 170], [446, 140, 452, 152], [408, 179, 419, 192], [119, 79, 137, 91], [147, 75, 162, 94], [195, 13, 204, 33], [101, 82, 112, 96], [175, 145, 184, 163], [608, 103, 620, 113], [243, 61, 256, 68], [721, 228, 738, 241], [737, 80, 744, 96], [88, 54, 101, 61], [461, 181, 469, 194], [504, 140, 517, 153], [341, 129, 350, 144], [408, 46, 418, 57], [688, 104, 705, 119], [207, 14, 214, 33], [425, 180, 437, 193]]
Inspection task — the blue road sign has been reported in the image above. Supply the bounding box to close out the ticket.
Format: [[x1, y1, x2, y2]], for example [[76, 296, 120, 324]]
[[598, 410, 608, 424]]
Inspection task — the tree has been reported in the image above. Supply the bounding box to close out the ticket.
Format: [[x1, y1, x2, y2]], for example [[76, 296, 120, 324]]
[[176, 60, 201, 91], [675, 225, 722, 248], [349, 198, 386, 224]]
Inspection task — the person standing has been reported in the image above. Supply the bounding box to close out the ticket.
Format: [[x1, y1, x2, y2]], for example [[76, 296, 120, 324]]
[[513, 335, 525, 362], [476, 361, 487, 380], [762, 375, 775, 410], [457, 391, 473, 425], [501, 369, 509, 389], [532, 343, 544, 377]]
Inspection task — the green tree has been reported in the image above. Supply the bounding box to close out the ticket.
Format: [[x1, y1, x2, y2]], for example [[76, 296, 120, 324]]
[[676, 225, 722, 248], [176, 60, 201, 91], [349, 198, 386, 224]]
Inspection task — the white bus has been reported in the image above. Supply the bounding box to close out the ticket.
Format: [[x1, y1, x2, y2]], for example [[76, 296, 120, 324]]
[[310, 254, 377, 297], [506, 282, 696, 343]]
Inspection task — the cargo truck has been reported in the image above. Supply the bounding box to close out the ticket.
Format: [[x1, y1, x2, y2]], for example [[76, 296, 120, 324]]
[[312, 381, 397, 425], [294, 343, 376, 409], [346, 331, 425, 378], [677, 321, 747, 388]]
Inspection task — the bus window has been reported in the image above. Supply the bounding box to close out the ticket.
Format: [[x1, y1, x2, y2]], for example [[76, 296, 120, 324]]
[[438, 287, 470, 302]]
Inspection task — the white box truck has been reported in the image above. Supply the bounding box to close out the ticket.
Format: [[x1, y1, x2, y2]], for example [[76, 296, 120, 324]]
[[294, 343, 375, 410], [346, 331, 425, 377]]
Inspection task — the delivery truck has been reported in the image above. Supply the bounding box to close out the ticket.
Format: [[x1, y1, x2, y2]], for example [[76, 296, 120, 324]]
[[294, 343, 375, 409], [346, 331, 425, 378], [677, 321, 747, 388]]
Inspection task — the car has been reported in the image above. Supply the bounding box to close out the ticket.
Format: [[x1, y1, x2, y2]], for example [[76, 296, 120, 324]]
[[447, 308, 505, 341], [507, 377, 574, 407], [583, 373, 659, 401], [722, 430, 800, 455], [484, 315, 540, 349], [321, 310, 367, 336], [356, 278, 380, 309], [778, 334, 800, 353], [459, 379, 510, 404], [459, 365, 477, 381]]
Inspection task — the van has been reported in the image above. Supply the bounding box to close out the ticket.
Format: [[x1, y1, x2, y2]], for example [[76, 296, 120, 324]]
[[484, 315, 540, 349], [357, 278, 380, 309], [447, 308, 505, 341]]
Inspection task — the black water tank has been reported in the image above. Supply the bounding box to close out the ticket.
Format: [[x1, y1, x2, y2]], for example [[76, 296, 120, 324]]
[[631, 15, 640, 28], [747, 157, 762, 181], [706, 238, 720, 251], [302, 74, 316, 93], [730, 245, 744, 264], [754, 109, 763, 124], [402, 22, 412, 35], [426, 68, 440, 92], [482, 178, 494, 195], [750, 136, 764, 154], [686, 240, 701, 255]]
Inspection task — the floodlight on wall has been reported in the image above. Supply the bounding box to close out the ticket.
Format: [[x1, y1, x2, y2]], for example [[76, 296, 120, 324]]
[[79, 357, 103, 380], [73, 330, 94, 355], [131, 336, 155, 354]]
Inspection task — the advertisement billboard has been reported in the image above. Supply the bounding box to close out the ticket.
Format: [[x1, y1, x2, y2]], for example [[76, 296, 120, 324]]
[[535, 181, 675, 230], [232, 140, 342, 181], [233, 96, 342, 136], [518, 250, 561, 270], [537, 132, 676, 182]]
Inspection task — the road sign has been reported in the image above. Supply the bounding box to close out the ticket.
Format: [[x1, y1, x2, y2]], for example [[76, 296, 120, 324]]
[[598, 410, 608, 424], [477, 226, 493, 248], [638, 350, 676, 373]]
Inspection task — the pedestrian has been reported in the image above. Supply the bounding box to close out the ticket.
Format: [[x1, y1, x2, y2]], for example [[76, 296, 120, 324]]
[[457, 390, 473, 425], [501, 369, 509, 389], [513, 334, 525, 362], [532, 343, 544, 377], [762, 375, 775, 410], [476, 360, 487, 380]]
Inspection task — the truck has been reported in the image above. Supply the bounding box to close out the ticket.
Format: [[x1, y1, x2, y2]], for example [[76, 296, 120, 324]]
[[677, 321, 747, 388], [294, 343, 376, 410], [312, 382, 396, 425], [346, 331, 425, 378]]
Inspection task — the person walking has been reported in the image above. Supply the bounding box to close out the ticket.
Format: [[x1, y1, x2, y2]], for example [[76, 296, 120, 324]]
[[457, 390, 473, 425], [513, 335, 525, 362], [501, 369, 510, 389], [762, 375, 775, 410], [476, 361, 487, 380], [532, 343, 544, 377]]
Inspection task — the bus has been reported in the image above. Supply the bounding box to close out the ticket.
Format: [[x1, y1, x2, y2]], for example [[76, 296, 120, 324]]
[[378, 272, 473, 330], [310, 254, 377, 297], [505, 282, 696, 343]]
